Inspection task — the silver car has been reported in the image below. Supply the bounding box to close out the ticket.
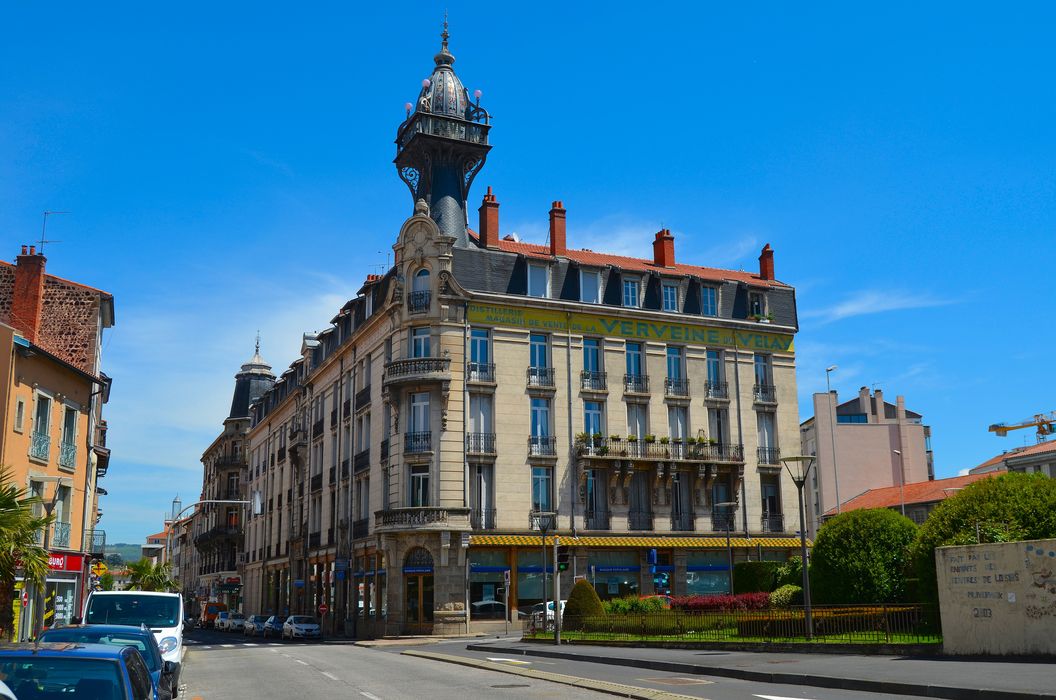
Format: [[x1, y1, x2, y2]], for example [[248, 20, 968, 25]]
[[282, 615, 322, 640], [243, 615, 268, 636]]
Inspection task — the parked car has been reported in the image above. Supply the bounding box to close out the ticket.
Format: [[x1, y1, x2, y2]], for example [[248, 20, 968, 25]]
[[214, 611, 230, 631], [83, 590, 185, 696], [470, 600, 507, 619], [222, 612, 245, 631], [243, 615, 268, 636], [282, 615, 322, 641], [262, 615, 284, 639], [0, 642, 158, 699], [39, 624, 177, 700], [200, 602, 227, 628]]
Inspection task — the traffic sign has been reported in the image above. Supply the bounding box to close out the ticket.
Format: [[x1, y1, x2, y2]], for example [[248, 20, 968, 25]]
[[21, 591, 28, 608], [91, 562, 108, 577], [318, 603, 329, 615], [503, 569, 510, 586]]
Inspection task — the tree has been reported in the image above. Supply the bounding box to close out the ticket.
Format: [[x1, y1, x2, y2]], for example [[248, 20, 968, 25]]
[[562, 579, 604, 629], [0, 470, 53, 640], [104, 553, 124, 568], [911, 472, 1056, 604], [99, 572, 115, 591], [125, 559, 176, 592], [809, 508, 918, 604]]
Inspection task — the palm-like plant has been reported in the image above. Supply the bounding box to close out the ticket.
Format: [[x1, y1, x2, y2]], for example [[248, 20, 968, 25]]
[[0, 470, 53, 640], [126, 558, 176, 592]]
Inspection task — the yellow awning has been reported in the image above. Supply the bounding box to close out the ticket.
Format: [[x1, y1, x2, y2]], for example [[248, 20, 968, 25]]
[[469, 534, 809, 548]]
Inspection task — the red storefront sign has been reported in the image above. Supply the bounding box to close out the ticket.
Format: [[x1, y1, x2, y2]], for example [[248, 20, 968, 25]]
[[49, 553, 85, 573]]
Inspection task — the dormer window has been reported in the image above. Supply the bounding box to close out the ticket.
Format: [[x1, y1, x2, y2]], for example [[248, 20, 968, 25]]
[[749, 291, 766, 317], [622, 277, 641, 308], [528, 263, 549, 298], [701, 286, 718, 317], [580, 269, 601, 304], [662, 283, 678, 312]]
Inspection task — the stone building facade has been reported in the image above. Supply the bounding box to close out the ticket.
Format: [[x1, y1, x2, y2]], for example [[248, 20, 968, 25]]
[[240, 31, 804, 636]]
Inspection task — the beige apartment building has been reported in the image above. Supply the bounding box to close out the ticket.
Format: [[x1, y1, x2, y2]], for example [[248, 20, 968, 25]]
[[800, 387, 933, 536], [239, 32, 804, 636]]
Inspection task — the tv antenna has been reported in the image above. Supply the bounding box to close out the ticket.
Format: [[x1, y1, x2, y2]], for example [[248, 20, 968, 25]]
[[40, 211, 70, 253]]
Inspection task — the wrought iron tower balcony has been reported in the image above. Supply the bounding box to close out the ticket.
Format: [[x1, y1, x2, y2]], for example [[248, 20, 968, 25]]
[[383, 356, 451, 387]]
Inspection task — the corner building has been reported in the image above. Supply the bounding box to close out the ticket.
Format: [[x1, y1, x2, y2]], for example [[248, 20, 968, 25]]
[[242, 31, 804, 636]]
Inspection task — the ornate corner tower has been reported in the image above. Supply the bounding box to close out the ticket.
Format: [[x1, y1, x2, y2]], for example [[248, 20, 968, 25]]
[[395, 21, 491, 247]]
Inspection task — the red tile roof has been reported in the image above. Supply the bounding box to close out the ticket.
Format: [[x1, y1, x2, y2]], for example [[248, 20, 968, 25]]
[[466, 229, 788, 289], [969, 440, 1056, 473], [826, 471, 1004, 516]]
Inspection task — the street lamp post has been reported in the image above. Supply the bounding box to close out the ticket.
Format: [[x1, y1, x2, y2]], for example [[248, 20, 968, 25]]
[[892, 450, 906, 516], [33, 476, 73, 640], [530, 511, 557, 644], [781, 455, 816, 640], [825, 366, 841, 516], [715, 501, 738, 594]]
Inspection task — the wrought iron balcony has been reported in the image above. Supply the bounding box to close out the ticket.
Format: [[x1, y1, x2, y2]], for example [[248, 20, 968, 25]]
[[580, 370, 607, 391], [624, 374, 649, 394], [703, 381, 729, 400], [312, 419, 324, 436], [526, 366, 555, 389], [214, 454, 245, 469], [753, 384, 777, 404], [343, 397, 351, 418], [380, 437, 390, 462], [470, 508, 496, 530], [310, 473, 323, 492], [664, 377, 690, 397], [330, 409, 338, 428], [277, 447, 287, 462], [58, 441, 77, 470], [528, 435, 557, 457], [671, 510, 695, 532], [757, 446, 781, 465], [404, 431, 432, 454], [711, 512, 737, 532], [30, 431, 50, 462], [51, 522, 71, 548], [352, 518, 369, 539], [466, 432, 496, 455], [467, 361, 495, 383], [341, 458, 350, 478], [761, 513, 785, 533], [85, 529, 105, 555], [374, 506, 471, 532], [355, 385, 371, 411], [288, 425, 307, 447], [383, 356, 451, 386], [575, 437, 744, 464], [194, 525, 242, 547], [408, 290, 431, 314], [354, 449, 370, 473], [628, 510, 654, 531], [308, 531, 321, 548], [585, 510, 610, 530]]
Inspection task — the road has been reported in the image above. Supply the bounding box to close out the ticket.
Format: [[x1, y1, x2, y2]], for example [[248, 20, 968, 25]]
[[181, 628, 910, 700]]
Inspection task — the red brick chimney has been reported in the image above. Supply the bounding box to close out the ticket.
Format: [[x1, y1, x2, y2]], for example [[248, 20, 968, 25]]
[[652, 229, 675, 267], [11, 245, 46, 343], [549, 201, 566, 256], [478, 186, 499, 249], [759, 243, 774, 281]]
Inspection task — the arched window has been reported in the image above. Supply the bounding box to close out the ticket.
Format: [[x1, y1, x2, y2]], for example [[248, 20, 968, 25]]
[[404, 546, 434, 570], [412, 268, 430, 293], [409, 268, 431, 313]]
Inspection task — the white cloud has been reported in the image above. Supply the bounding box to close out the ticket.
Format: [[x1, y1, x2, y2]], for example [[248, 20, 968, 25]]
[[801, 290, 956, 325]]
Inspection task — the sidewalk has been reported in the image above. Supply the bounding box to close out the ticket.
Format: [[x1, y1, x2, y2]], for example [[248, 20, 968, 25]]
[[465, 640, 1056, 700]]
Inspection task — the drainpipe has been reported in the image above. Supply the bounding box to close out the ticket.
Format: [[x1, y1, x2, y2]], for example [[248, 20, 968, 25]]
[[566, 311, 576, 537], [731, 345, 749, 537], [462, 303, 469, 510]]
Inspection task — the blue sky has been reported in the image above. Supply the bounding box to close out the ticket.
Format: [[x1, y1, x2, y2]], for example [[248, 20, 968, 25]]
[[2, 2, 1054, 543]]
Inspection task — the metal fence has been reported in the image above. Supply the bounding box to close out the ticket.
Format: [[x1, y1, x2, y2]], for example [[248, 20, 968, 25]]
[[524, 605, 939, 645]]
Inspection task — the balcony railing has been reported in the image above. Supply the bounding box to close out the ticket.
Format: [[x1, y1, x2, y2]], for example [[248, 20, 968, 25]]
[[51, 522, 71, 548], [312, 419, 324, 436], [466, 432, 496, 454], [703, 381, 729, 400], [58, 441, 77, 470], [526, 366, 555, 388], [375, 506, 470, 530], [277, 447, 287, 462], [384, 357, 451, 385], [581, 370, 607, 391], [761, 513, 785, 533], [754, 384, 777, 404], [352, 518, 369, 539], [355, 385, 371, 411], [343, 398, 352, 418], [576, 437, 744, 463], [664, 377, 690, 397], [712, 512, 737, 532], [214, 454, 245, 469], [341, 458, 350, 478], [330, 409, 338, 428], [194, 525, 241, 547], [404, 431, 432, 454], [628, 510, 653, 531], [585, 511, 610, 530], [408, 290, 431, 314], [380, 437, 390, 462], [354, 449, 370, 473], [671, 511, 695, 532], [84, 529, 105, 555], [467, 362, 495, 383], [528, 435, 557, 457], [624, 374, 649, 394], [470, 508, 496, 530], [30, 431, 50, 461], [757, 446, 781, 465], [310, 473, 323, 492], [308, 531, 321, 548]]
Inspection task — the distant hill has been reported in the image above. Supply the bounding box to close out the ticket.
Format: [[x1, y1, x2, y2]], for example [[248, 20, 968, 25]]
[[105, 543, 145, 563]]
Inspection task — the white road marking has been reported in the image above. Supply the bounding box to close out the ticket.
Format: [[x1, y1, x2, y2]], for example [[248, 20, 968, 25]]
[[221, 644, 234, 648], [245, 643, 258, 647], [486, 657, 531, 665], [296, 659, 309, 666], [755, 695, 819, 700], [360, 693, 382, 700], [322, 671, 339, 681]]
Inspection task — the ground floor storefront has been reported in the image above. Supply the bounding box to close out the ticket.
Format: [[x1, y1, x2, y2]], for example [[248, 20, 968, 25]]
[[11, 551, 87, 641]]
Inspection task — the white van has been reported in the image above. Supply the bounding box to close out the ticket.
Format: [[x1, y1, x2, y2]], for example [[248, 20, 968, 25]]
[[83, 591, 185, 694]]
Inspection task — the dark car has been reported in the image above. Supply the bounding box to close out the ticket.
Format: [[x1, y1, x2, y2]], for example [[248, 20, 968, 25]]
[[262, 615, 284, 639], [39, 624, 176, 699], [0, 642, 158, 699]]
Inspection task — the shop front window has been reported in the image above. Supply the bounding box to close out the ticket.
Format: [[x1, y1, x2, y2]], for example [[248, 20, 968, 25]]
[[586, 551, 640, 601], [469, 550, 509, 621], [686, 551, 730, 596], [515, 549, 552, 618]]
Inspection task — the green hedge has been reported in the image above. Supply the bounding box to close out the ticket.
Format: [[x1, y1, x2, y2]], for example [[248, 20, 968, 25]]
[[733, 561, 780, 593]]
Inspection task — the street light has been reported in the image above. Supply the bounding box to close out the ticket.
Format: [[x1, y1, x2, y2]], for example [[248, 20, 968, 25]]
[[33, 476, 73, 639], [892, 450, 906, 516], [825, 366, 841, 516], [715, 501, 738, 594], [530, 511, 558, 645], [781, 455, 816, 640]]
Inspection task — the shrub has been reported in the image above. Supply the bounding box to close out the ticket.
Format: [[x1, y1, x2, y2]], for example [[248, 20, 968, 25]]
[[602, 595, 664, 615], [733, 561, 780, 593], [911, 472, 1056, 605], [769, 584, 803, 608], [774, 556, 803, 589], [810, 508, 917, 604], [564, 579, 605, 629], [671, 592, 770, 612]]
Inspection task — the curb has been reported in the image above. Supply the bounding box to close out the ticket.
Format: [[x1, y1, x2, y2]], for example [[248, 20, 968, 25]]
[[465, 643, 1056, 700], [401, 649, 698, 700]]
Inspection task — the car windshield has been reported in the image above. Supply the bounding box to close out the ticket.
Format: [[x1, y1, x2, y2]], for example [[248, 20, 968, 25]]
[[230, 614, 244, 619], [38, 630, 160, 672], [290, 616, 316, 625], [0, 656, 123, 696], [86, 594, 181, 627]]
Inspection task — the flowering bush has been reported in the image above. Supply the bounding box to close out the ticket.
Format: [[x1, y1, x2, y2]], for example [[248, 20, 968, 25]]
[[670, 591, 770, 612]]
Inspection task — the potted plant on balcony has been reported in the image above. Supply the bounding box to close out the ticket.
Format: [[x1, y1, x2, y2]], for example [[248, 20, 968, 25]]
[[611, 435, 625, 456], [659, 436, 670, 457], [644, 434, 656, 443]]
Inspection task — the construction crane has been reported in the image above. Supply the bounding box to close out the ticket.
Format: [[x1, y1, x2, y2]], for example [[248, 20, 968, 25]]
[[988, 412, 1056, 443]]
